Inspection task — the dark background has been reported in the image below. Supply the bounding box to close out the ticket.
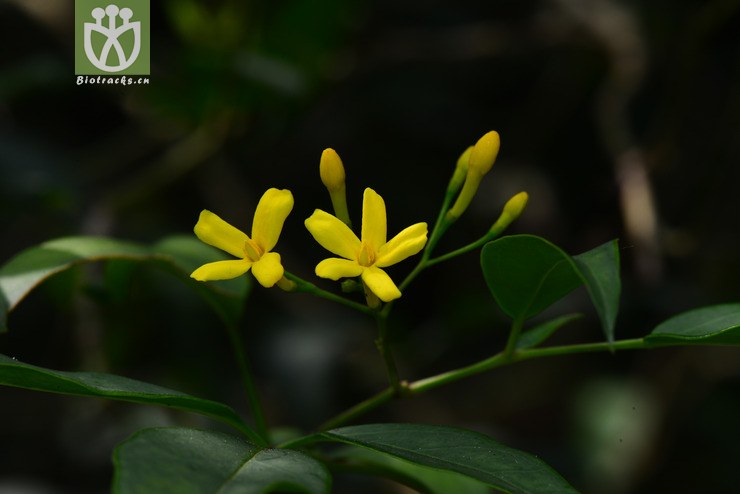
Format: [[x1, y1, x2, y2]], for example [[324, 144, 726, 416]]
[[1, 0, 739, 493]]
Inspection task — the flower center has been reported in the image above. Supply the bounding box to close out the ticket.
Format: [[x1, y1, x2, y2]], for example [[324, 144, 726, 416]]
[[243, 238, 264, 262], [358, 242, 376, 267]]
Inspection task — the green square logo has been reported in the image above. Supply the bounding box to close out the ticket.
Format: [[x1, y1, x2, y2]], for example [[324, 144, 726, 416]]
[[75, 0, 150, 75]]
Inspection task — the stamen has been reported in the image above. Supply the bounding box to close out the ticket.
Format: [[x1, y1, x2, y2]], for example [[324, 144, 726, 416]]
[[244, 238, 264, 262], [358, 243, 376, 267]]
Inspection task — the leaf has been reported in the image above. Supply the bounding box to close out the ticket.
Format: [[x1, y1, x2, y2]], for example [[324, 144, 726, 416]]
[[0, 354, 255, 440], [321, 423, 578, 494], [516, 314, 583, 350], [481, 235, 582, 321], [481, 235, 621, 342], [0, 235, 250, 331], [330, 445, 490, 494], [113, 427, 331, 494], [572, 240, 620, 343], [644, 303, 740, 346]]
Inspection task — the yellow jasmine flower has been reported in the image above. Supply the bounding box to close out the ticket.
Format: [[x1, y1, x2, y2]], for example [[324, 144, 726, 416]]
[[191, 188, 294, 288], [305, 187, 428, 303]]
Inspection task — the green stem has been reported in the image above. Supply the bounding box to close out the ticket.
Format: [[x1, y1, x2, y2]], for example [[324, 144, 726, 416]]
[[374, 309, 402, 393], [397, 188, 458, 293], [426, 233, 491, 267], [284, 271, 374, 315], [315, 337, 648, 430], [409, 337, 647, 395], [224, 323, 269, 444], [317, 387, 396, 432], [503, 316, 525, 357]]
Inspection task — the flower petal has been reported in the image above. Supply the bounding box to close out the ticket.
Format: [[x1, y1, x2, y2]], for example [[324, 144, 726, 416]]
[[251, 251, 284, 287], [191, 259, 252, 281], [305, 209, 361, 260], [361, 265, 401, 302], [361, 188, 387, 252], [376, 222, 428, 268], [315, 258, 364, 280], [194, 210, 249, 259], [251, 188, 294, 252]]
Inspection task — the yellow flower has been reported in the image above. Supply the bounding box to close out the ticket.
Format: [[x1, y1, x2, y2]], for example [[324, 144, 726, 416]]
[[305, 188, 428, 303], [191, 188, 294, 288]]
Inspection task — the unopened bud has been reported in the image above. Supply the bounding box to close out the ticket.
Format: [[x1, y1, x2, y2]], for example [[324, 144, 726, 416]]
[[448, 146, 473, 195], [488, 191, 529, 238], [320, 148, 346, 193], [468, 131, 500, 177], [446, 131, 502, 221], [319, 148, 352, 227]]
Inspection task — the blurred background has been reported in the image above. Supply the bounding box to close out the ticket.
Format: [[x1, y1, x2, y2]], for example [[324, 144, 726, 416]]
[[1, 0, 740, 492]]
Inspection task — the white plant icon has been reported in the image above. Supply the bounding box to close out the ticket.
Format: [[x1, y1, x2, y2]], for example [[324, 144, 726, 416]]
[[84, 4, 141, 72]]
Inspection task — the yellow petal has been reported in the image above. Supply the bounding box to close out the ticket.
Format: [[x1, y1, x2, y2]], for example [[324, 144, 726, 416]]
[[191, 259, 252, 281], [361, 266, 401, 302], [361, 188, 387, 252], [315, 258, 364, 280], [251, 251, 284, 287], [305, 209, 361, 260], [251, 188, 294, 253], [376, 222, 428, 268], [194, 210, 249, 259]]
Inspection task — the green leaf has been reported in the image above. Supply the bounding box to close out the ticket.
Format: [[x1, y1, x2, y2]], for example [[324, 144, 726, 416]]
[[572, 240, 620, 343], [481, 235, 621, 342], [330, 445, 490, 494], [321, 423, 577, 494], [481, 235, 582, 321], [516, 314, 583, 350], [113, 427, 331, 494], [644, 303, 740, 346], [0, 354, 256, 440], [0, 235, 250, 331]]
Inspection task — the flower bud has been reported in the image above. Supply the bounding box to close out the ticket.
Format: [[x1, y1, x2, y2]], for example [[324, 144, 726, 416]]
[[319, 148, 352, 227], [320, 148, 346, 193], [502, 191, 528, 220], [447, 146, 473, 195], [468, 131, 500, 177], [446, 131, 501, 221], [488, 191, 529, 238]]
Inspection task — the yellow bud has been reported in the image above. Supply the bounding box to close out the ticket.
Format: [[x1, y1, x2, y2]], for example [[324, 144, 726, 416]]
[[488, 191, 529, 238], [320, 148, 346, 193], [468, 131, 500, 177], [448, 146, 473, 195], [502, 191, 528, 220], [445, 131, 501, 222]]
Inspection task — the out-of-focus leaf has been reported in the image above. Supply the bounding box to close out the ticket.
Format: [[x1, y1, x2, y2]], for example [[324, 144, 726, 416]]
[[321, 423, 578, 494], [645, 303, 740, 346], [0, 354, 255, 439], [113, 427, 330, 494], [0, 235, 250, 331]]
